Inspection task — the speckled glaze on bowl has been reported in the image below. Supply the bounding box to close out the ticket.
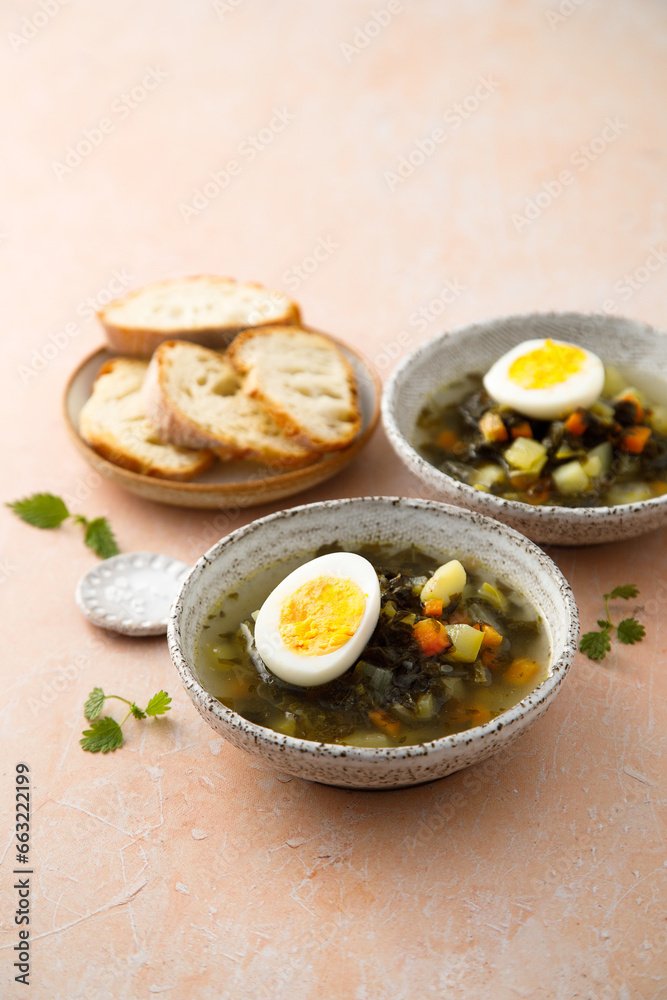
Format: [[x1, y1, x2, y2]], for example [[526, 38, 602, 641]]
[[382, 312, 667, 545], [168, 497, 579, 789]]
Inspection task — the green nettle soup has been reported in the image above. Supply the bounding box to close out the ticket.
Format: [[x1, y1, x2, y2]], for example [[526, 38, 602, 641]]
[[194, 544, 550, 748], [416, 365, 667, 508]]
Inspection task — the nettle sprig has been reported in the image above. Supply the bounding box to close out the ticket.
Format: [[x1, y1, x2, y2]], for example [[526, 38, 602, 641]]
[[80, 688, 172, 752], [7, 492, 119, 558], [579, 584, 645, 661]]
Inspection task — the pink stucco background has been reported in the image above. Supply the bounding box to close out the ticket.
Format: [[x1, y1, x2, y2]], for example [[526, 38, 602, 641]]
[[1, 2, 666, 997]]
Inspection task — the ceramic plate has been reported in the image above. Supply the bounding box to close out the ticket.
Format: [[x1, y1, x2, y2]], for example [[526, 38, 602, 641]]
[[63, 333, 381, 509]]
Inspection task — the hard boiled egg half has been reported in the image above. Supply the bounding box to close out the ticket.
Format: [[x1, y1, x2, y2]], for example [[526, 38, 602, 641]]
[[483, 338, 605, 420], [254, 553, 381, 687]]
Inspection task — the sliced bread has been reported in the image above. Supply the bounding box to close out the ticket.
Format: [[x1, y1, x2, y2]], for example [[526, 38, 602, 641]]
[[142, 341, 320, 468], [226, 326, 361, 451], [79, 358, 214, 480], [99, 276, 301, 357]]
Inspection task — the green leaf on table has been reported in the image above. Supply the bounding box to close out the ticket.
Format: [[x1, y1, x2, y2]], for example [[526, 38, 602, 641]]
[[579, 629, 612, 661], [80, 717, 124, 753], [580, 585, 645, 662], [84, 687, 106, 721], [83, 517, 119, 559], [7, 493, 70, 528], [145, 691, 172, 717], [80, 687, 172, 754], [8, 491, 120, 560], [616, 618, 646, 645], [606, 584, 639, 601]]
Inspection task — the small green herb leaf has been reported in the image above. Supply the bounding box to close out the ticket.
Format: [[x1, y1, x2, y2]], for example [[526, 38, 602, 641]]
[[580, 585, 645, 662], [84, 687, 106, 721], [579, 630, 612, 661], [8, 491, 120, 559], [145, 691, 172, 717], [606, 584, 639, 601], [83, 517, 119, 559], [80, 687, 172, 753], [7, 493, 70, 529], [616, 618, 646, 645], [80, 717, 124, 753]]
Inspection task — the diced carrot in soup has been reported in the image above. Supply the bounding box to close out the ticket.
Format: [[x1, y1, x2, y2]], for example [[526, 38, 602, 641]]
[[564, 409, 588, 436], [504, 657, 542, 685], [480, 623, 503, 648], [620, 426, 651, 454], [368, 708, 401, 738], [436, 429, 460, 451], [413, 619, 451, 656]]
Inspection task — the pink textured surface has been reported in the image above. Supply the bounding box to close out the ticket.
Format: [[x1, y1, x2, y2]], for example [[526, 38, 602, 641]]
[[1, 2, 666, 998]]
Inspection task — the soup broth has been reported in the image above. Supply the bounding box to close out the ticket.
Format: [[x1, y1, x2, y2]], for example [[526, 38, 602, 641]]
[[195, 544, 550, 748]]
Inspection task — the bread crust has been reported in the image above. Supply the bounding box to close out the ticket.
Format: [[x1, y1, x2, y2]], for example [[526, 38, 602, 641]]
[[87, 436, 213, 480], [99, 276, 300, 357]]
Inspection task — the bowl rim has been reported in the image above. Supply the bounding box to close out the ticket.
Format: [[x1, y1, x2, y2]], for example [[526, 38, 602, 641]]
[[63, 327, 382, 499], [381, 309, 667, 521], [168, 495, 580, 762]]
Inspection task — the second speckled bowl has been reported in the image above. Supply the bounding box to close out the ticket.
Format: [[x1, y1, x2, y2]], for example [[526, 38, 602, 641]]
[[382, 312, 667, 545]]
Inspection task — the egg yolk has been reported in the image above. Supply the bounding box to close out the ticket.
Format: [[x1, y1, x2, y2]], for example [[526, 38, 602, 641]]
[[278, 576, 366, 657], [508, 339, 587, 389]]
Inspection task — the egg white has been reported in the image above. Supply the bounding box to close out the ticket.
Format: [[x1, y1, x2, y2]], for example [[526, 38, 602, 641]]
[[482, 338, 605, 420], [253, 552, 381, 687]]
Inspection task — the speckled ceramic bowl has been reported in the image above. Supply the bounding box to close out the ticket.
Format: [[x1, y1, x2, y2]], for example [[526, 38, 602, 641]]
[[382, 312, 667, 545], [168, 497, 579, 789]]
